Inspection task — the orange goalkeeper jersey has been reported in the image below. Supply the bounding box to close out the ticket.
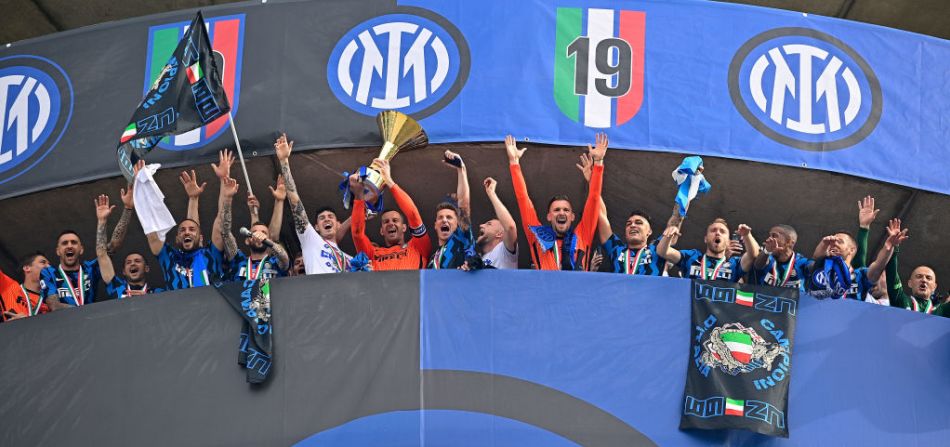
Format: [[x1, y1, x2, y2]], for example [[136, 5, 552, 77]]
[[351, 183, 433, 271]]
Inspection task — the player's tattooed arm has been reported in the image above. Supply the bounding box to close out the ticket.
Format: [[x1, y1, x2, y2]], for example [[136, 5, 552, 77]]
[[269, 242, 291, 271], [275, 133, 312, 235]]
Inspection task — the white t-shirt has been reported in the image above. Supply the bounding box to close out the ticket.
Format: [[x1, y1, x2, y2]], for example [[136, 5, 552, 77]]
[[481, 241, 518, 269], [298, 225, 351, 274]]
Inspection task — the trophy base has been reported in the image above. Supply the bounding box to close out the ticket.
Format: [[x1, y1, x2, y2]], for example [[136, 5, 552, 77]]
[[363, 168, 385, 196]]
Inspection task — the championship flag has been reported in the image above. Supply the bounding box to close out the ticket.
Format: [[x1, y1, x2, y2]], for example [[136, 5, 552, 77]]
[[214, 279, 273, 384], [116, 11, 231, 181], [680, 280, 798, 437], [672, 156, 711, 217]]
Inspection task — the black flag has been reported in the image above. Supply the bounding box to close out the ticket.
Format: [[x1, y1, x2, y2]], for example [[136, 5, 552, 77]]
[[680, 280, 798, 437], [214, 279, 273, 384], [116, 11, 230, 181]]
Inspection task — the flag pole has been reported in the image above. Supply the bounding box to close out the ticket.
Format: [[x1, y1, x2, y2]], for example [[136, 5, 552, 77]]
[[226, 111, 254, 197]]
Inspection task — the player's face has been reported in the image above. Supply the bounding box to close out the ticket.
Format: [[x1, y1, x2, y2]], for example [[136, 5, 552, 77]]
[[625, 215, 652, 248], [908, 266, 937, 300], [176, 221, 201, 251], [704, 222, 729, 255], [477, 219, 503, 246], [56, 233, 83, 267], [292, 255, 305, 276], [768, 227, 795, 252], [434, 209, 459, 243], [315, 211, 339, 240], [23, 256, 50, 281], [380, 211, 407, 246], [547, 200, 575, 235], [123, 254, 148, 282], [245, 224, 270, 253], [827, 233, 855, 258]]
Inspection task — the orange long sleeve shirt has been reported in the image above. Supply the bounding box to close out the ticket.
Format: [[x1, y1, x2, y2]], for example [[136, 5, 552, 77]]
[[0, 270, 48, 321], [510, 163, 603, 270], [351, 183, 433, 270]]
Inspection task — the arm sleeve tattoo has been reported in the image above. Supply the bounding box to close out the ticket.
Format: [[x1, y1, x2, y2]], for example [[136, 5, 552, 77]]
[[106, 208, 133, 254]]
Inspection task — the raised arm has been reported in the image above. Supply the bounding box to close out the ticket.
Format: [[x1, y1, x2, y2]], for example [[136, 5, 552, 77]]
[[854, 195, 878, 268], [505, 135, 541, 231], [106, 183, 135, 254], [247, 229, 290, 271], [267, 175, 286, 240], [216, 177, 241, 261], [274, 133, 314, 239], [179, 170, 206, 225], [754, 236, 779, 270], [336, 217, 352, 245], [575, 133, 607, 242], [348, 174, 375, 257], [656, 225, 683, 264], [736, 224, 760, 272], [884, 246, 905, 308], [484, 177, 518, 252], [813, 236, 834, 259], [95, 194, 117, 284], [444, 150, 471, 230], [867, 218, 908, 284]]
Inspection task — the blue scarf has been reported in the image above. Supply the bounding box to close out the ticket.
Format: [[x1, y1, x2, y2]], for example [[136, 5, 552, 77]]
[[339, 167, 385, 215], [529, 225, 577, 270], [806, 256, 852, 300]]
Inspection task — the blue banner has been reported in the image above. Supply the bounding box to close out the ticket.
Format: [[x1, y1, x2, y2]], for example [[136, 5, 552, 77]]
[[382, 0, 950, 193], [2, 0, 948, 197]]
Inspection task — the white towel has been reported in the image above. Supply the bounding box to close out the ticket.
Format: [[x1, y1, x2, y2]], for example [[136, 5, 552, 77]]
[[132, 164, 176, 242]]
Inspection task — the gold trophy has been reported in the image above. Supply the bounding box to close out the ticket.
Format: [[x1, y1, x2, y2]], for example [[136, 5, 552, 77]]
[[362, 110, 429, 195]]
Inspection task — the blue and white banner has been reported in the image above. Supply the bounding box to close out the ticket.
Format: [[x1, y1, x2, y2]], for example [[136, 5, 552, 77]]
[[1, 0, 948, 198]]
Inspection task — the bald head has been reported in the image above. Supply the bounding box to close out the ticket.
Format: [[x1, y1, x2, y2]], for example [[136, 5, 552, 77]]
[[908, 266, 937, 300]]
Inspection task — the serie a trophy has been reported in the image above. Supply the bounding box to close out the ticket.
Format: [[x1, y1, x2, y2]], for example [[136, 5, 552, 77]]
[[341, 110, 428, 212]]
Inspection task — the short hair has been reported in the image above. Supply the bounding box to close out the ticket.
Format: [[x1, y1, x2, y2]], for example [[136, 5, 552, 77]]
[[125, 251, 147, 261], [57, 229, 81, 243], [833, 230, 856, 247], [547, 194, 572, 212], [435, 202, 460, 217], [773, 224, 798, 242], [250, 221, 268, 229], [381, 209, 405, 222], [708, 218, 729, 231], [627, 210, 653, 229], [315, 206, 338, 219], [179, 218, 200, 228], [20, 251, 47, 268]]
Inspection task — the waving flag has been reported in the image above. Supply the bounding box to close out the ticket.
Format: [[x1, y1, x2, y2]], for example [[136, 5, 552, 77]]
[[672, 156, 711, 217], [116, 11, 231, 181]]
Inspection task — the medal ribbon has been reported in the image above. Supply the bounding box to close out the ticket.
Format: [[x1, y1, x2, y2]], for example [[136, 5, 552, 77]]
[[624, 247, 647, 275], [58, 265, 85, 306], [771, 253, 796, 287], [124, 283, 148, 298], [20, 285, 41, 316], [701, 255, 726, 280], [909, 297, 934, 314], [247, 258, 261, 280], [432, 245, 447, 270], [553, 240, 562, 270], [329, 244, 346, 272]]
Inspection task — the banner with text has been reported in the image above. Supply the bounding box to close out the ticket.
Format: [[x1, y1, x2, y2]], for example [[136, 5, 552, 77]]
[[1, 0, 948, 198], [680, 280, 798, 437]]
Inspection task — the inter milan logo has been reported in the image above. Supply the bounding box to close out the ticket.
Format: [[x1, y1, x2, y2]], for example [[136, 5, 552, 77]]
[[553, 8, 645, 128], [143, 14, 244, 151], [327, 13, 466, 117], [0, 55, 72, 185], [729, 27, 882, 151]]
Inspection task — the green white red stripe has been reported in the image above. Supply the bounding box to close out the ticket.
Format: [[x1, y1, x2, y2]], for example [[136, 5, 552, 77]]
[[721, 331, 753, 364], [725, 398, 744, 416], [736, 290, 754, 307], [120, 123, 137, 143], [554, 8, 645, 128], [186, 62, 203, 84]]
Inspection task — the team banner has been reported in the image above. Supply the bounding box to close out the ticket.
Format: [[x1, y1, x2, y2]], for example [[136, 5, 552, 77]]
[[214, 279, 273, 384], [116, 11, 230, 181], [680, 280, 797, 437], [1, 0, 950, 198]]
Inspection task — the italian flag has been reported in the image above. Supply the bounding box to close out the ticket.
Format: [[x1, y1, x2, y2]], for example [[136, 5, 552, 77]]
[[120, 123, 137, 143], [736, 290, 754, 307], [725, 398, 744, 416], [186, 62, 203, 84], [722, 331, 753, 364]]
